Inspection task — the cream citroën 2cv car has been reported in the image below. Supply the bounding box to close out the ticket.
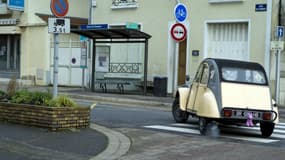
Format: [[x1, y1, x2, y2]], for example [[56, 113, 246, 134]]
[[172, 58, 279, 137]]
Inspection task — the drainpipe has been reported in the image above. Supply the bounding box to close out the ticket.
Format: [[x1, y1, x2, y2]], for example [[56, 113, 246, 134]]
[[279, 0, 282, 26]]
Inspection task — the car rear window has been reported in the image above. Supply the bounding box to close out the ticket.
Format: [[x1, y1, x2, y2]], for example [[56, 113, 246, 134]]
[[221, 67, 267, 85]]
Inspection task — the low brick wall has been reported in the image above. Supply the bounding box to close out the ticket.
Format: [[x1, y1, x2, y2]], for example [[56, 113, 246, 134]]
[[0, 102, 90, 131]]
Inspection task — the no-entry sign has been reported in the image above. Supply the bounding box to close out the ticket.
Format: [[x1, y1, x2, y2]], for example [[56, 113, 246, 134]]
[[170, 23, 187, 42], [50, 0, 69, 17]]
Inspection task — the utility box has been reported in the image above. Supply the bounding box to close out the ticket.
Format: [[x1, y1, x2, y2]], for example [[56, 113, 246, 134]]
[[153, 76, 167, 97]]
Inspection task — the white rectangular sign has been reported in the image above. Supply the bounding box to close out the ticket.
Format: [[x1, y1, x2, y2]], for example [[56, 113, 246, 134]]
[[48, 18, 70, 34], [271, 41, 284, 51]]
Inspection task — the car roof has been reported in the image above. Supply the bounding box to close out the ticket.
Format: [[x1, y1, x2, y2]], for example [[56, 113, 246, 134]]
[[204, 58, 265, 72]]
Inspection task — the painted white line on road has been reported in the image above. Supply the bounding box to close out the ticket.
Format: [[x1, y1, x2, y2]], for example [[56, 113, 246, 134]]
[[144, 125, 279, 143], [271, 133, 285, 139], [144, 125, 200, 134], [172, 123, 285, 135], [221, 135, 279, 143], [171, 123, 198, 128], [277, 122, 285, 126]]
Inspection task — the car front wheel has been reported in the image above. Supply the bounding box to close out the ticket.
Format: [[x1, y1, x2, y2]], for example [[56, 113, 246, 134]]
[[260, 122, 275, 137], [172, 98, 189, 123]]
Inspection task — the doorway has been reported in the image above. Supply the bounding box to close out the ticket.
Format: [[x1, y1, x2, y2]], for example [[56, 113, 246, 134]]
[[178, 38, 187, 85]]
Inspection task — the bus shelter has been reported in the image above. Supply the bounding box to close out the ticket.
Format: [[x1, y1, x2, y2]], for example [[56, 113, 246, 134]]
[[71, 27, 151, 95]]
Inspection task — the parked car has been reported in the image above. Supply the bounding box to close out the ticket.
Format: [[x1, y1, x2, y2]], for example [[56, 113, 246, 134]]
[[172, 58, 279, 137]]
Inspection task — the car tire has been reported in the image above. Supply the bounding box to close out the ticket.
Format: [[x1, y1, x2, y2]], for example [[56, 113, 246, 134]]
[[172, 98, 189, 123], [199, 117, 208, 135], [260, 122, 275, 137]]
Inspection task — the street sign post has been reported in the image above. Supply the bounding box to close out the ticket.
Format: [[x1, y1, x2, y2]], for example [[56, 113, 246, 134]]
[[50, 0, 69, 98], [50, 0, 69, 17], [174, 3, 188, 23], [48, 18, 70, 34], [274, 26, 284, 104], [276, 26, 284, 38], [170, 23, 187, 42]]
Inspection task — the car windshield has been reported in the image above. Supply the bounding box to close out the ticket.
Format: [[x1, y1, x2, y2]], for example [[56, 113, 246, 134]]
[[221, 67, 266, 85]]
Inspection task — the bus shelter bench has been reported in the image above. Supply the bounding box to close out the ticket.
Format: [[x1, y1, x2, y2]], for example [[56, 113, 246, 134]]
[[95, 79, 131, 93]]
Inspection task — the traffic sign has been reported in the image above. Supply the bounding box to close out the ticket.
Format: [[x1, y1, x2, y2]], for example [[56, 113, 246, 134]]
[[276, 26, 284, 38], [170, 23, 187, 42], [174, 3, 188, 23], [271, 41, 284, 51], [48, 18, 70, 33], [50, 0, 69, 17]]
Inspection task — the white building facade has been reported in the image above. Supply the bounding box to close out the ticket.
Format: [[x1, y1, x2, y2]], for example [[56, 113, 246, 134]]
[[0, 0, 88, 85]]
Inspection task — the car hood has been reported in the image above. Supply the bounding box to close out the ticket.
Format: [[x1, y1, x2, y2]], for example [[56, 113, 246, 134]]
[[221, 82, 272, 110]]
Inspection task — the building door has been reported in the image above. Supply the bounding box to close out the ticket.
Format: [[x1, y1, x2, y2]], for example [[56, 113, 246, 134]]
[[178, 38, 187, 85], [207, 22, 249, 61], [0, 35, 20, 78], [50, 37, 87, 86]]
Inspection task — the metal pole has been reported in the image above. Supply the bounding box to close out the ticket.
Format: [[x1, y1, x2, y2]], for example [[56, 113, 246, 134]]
[[173, 42, 179, 95], [53, 33, 59, 98], [275, 0, 282, 104], [143, 39, 149, 95], [89, 0, 94, 90], [275, 48, 281, 104]]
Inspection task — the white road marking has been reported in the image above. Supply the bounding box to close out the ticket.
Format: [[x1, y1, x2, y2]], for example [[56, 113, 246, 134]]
[[144, 125, 279, 143], [143, 122, 285, 143], [221, 135, 279, 143], [144, 125, 200, 134]]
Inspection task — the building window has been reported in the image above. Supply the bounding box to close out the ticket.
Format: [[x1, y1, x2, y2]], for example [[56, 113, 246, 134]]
[[111, 0, 138, 9], [0, 35, 20, 78], [0, 0, 7, 4]]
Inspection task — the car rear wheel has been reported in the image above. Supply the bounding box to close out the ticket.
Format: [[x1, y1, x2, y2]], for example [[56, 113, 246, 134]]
[[199, 117, 209, 135], [172, 98, 189, 123], [260, 122, 275, 137]]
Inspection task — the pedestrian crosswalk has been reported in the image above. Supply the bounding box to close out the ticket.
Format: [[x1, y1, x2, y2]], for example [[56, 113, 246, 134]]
[[143, 122, 285, 143]]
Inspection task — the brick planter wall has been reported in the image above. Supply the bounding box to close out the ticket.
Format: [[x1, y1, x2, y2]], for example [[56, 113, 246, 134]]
[[0, 102, 90, 131]]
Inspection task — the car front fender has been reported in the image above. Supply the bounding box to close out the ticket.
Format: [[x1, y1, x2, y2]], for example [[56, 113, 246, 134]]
[[177, 87, 190, 111]]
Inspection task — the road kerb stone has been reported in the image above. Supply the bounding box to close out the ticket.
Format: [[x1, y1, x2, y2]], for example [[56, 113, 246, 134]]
[[89, 123, 131, 160]]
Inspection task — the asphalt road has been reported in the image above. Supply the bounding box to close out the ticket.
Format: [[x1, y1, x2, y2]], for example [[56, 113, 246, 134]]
[[90, 102, 285, 160]]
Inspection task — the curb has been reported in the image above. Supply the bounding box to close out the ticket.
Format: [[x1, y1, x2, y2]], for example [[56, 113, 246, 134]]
[[89, 123, 131, 160], [64, 93, 172, 108]]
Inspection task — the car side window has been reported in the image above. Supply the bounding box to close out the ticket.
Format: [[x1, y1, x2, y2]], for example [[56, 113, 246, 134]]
[[194, 64, 203, 83], [200, 64, 209, 85]]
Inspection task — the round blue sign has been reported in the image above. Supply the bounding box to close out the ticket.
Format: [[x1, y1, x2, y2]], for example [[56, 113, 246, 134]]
[[174, 3, 188, 23]]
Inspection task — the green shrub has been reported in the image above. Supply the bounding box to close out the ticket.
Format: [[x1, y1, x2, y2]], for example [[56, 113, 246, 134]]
[[0, 90, 5, 97], [30, 91, 52, 105], [10, 90, 52, 106], [47, 95, 77, 108], [10, 90, 32, 104], [0, 90, 6, 100]]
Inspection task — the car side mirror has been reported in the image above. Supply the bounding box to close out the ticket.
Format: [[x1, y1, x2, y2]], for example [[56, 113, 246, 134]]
[[186, 75, 190, 82]]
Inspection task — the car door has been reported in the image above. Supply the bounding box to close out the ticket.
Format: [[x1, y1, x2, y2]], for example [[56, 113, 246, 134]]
[[187, 64, 204, 111], [193, 63, 210, 111]]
